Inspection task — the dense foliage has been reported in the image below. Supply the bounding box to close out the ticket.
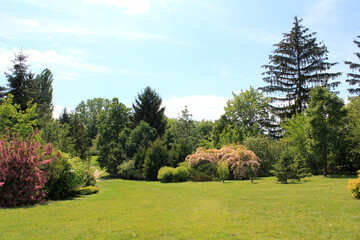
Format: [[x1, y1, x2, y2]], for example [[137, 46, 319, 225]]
[[45, 153, 87, 200], [1, 19, 360, 208], [97, 98, 130, 176], [0, 131, 56, 207]]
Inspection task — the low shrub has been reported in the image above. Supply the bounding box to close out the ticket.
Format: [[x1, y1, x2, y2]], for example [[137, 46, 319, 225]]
[[173, 167, 189, 182], [118, 159, 143, 180], [348, 170, 360, 199], [45, 153, 87, 200], [158, 167, 174, 183], [76, 186, 99, 195]]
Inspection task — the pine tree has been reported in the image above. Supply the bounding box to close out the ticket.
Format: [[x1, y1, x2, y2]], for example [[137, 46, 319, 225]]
[[59, 107, 70, 125], [261, 17, 341, 121], [132, 86, 166, 136], [345, 35, 360, 95], [4, 50, 36, 111]]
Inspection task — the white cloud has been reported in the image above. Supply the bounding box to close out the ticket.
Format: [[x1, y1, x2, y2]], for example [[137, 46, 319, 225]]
[[18, 19, 40, 27], [28, 49, 107, 73], [163, 95, 229, 121], [0, 48, 107, 84], [53, 105, 65, 119], [86, 0, 150, 14], [304, 0, 343, 24]]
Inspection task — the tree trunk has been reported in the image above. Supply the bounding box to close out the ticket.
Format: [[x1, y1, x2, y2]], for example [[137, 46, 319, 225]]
[[323, 155, 327, 177]]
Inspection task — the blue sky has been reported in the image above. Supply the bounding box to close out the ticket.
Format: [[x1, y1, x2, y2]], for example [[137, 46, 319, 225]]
[[0, 0, 359, 120]]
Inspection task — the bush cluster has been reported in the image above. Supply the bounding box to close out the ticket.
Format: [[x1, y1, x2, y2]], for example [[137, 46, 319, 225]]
[[157, 165, 190, 183]]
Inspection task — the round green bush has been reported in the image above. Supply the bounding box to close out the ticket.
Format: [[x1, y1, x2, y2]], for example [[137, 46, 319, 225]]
[[45, 153, 87, 199], [173, 167, 189, 182], [158, 167, 174, 183]]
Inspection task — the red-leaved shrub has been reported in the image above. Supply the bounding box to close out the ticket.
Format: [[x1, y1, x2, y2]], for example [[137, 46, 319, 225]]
[[0, 130, 55, 207]]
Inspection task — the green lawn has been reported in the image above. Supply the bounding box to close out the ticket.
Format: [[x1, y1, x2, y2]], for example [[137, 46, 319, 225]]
[[1, 176, 359, 239]]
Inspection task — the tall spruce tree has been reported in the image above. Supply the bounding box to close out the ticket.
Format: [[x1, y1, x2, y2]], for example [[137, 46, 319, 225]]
[[261, 17, 341, 121], [345, 35, 360, 95], [132, 86, 166, 136], [4, 50, 36, 111]]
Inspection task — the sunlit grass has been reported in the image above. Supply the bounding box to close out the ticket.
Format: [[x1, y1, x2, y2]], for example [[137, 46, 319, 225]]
[[0, 176, 359, 239]]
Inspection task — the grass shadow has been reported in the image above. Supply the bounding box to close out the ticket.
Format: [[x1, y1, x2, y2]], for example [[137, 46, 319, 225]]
[[328, 174, 357, 179]]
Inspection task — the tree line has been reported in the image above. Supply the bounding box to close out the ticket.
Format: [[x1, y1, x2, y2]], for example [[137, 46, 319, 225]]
[[1, 17, 360, 184]]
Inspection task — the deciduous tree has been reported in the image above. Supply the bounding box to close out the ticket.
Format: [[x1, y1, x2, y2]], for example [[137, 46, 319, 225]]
[[307, 87, 346, 177], [97, 98, 130, 176]]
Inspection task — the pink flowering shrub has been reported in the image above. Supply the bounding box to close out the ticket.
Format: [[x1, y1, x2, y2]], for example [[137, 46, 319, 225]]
[[0, 131, 56, 207], [185, 145, 260, 179]]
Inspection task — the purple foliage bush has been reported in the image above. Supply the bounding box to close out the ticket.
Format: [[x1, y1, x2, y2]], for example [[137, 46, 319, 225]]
[[0, 131, 56, 207]]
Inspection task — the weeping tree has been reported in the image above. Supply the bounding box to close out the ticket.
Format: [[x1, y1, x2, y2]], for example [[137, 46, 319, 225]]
[[345, 35, 360, 95], [261, 17, 341, 136], [185, 145, 260, 180]]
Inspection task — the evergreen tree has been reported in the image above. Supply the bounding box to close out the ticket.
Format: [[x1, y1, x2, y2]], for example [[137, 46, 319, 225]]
[[143, 138, 169, 181], [345, 35, 360, 95], [261, 17, 341, 122], [4, 50, 36, 111], [59, 107, 70, 125], [132, 86, 166, 136], [126, 121, 158, 159], [271, 148, 308, 183]]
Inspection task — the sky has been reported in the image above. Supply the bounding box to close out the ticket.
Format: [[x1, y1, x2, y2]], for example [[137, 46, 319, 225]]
[[0, 0, 359, 120]]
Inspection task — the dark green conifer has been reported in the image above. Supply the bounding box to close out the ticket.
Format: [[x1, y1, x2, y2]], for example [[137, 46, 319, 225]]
[[345, 35, 360, 95], [261, 17, 341, 122], [132, 86, 166, 136]]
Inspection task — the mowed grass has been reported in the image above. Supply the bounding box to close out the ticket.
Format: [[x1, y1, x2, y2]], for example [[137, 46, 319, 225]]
[[1, 176, 360, 239]]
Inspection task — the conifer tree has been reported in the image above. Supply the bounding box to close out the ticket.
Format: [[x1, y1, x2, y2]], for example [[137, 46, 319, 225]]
[[345, 35, 360, 95], [4, 50, 36, 111], [261, 17, 341, 122], [132, 86, 166, 136]]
